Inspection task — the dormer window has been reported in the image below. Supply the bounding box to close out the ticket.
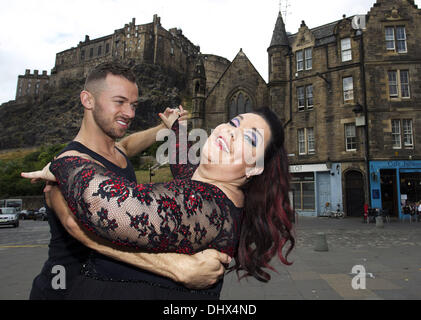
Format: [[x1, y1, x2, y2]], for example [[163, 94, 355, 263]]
[[296, 48, 312, 72], [341, 38, 352, 62], [304, 48, 312, 70], [385, 26, 407, 53], [296, 51, 304, 71]]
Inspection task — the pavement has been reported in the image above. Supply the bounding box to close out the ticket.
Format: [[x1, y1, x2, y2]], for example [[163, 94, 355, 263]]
[[1, 217, 421, 300], [220, 216, 421, 300]]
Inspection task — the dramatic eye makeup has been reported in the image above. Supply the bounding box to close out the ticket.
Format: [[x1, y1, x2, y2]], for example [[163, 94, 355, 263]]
[[229, 117, 258, 147], [229, 118, 240, 127], [244, 130, 258, 147]]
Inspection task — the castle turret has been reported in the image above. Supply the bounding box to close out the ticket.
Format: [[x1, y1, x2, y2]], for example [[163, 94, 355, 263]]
[[15, 69, 50, 101], [191, 57, 206, 129], [267, 11, 290, 119]]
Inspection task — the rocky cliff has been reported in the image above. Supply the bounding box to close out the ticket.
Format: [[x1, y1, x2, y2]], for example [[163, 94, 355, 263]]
[[0, 63, 188, 150]]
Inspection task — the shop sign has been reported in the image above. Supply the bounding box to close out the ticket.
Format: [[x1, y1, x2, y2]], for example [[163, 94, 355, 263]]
[[385, 161, 421, 168], [290, 164, 329, 173]]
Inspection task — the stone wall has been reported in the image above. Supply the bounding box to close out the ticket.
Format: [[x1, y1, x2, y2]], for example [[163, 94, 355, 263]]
[[364, 0, 421, 160], [204, 50, 268, 131]]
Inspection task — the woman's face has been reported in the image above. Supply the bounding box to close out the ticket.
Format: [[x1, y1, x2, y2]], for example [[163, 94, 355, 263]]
[[200, 113, 272, 182]]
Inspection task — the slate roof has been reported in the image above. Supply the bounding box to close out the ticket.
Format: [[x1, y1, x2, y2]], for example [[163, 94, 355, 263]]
[[269, 12, 290, 47], [288, 16, 356, 47]]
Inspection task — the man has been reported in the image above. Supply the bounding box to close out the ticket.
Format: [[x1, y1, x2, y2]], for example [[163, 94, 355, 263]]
[[25, 62, 230, 299]]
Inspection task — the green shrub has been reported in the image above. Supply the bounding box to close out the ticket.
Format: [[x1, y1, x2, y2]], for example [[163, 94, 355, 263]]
[[0, 143, 66, 197]]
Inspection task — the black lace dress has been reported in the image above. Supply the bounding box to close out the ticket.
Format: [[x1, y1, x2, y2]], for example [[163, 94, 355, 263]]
[[49, 121, 244, 299]]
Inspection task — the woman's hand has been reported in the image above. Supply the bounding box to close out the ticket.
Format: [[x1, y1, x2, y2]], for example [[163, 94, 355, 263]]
[[21, 162, 56, 183], [159, 105, 188, 129]]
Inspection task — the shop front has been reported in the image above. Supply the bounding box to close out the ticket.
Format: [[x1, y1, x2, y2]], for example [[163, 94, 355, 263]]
[[369, 160, 421, 219], [290, 163, 342, 217]]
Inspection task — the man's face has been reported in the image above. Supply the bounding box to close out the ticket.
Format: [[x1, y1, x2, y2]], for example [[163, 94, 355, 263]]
[[91, 74, 138, 140]]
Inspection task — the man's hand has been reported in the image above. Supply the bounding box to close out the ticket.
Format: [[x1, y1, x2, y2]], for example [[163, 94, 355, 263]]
[[171, 249, 232, 290]]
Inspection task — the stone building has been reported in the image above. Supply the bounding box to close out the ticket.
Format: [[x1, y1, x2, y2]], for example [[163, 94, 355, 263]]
[[49, 15, 201, 88], [269, 0, 421, 219], [15, 69, 50, 101], [192, 49, 269, 131], [15, 15, 234, 104], [12, 0, 420, 220]]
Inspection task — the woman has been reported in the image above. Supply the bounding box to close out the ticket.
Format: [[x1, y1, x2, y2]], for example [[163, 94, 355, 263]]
[[23, 106, 295, 295]]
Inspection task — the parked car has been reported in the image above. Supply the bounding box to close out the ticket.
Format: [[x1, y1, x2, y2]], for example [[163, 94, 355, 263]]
[[35, 210, 48, 221], [0, 207, 20, 228], [19, 209, 36, 220], [34, 207, 48, 221]]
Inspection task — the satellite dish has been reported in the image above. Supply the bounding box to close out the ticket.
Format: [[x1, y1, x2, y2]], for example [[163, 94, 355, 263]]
[[352, 15, 366, 30]]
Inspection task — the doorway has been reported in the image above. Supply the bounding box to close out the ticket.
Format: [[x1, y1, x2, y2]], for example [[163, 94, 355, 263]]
[[380, 169, 398, 217], [345, 170, 365, 217]]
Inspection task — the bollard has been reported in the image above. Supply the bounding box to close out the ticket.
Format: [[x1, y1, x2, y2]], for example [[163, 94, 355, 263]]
[[375, 216, 384, 229], [314, 232, 329, 252]]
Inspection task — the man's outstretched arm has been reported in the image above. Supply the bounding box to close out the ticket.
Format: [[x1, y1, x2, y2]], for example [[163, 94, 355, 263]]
[[46, 185, 230, 289], [118, 107, 188, 157]]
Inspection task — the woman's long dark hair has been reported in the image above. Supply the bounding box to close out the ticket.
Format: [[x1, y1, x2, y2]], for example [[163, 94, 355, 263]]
[[233, 107, 295, 282]]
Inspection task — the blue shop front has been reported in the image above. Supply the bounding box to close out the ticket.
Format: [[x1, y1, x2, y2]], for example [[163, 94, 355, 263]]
[[290, 163, 342, 217], [370, 160, 421, 220]]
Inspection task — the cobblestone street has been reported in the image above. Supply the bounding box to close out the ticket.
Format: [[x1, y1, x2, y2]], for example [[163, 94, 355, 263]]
[[220, 217, 421, 300], [1, 217, 420, 300]]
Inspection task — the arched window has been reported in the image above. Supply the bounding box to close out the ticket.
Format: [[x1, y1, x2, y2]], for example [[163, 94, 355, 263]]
[[229, 90, 253, 119]]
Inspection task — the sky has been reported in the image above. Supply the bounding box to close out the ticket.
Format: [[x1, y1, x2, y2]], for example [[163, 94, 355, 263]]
[[1, 0, 420, 104]]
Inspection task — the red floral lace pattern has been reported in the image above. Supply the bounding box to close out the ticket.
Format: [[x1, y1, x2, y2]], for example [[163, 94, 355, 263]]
[[50, 157, 241, 256]]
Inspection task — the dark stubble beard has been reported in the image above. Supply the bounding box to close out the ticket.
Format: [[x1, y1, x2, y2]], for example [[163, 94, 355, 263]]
[[92, 102, 128, 140]]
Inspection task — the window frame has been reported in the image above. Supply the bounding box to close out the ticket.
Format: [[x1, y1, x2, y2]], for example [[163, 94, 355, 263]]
[[388, 70, 410, 99], [399, 70, 410, 98], [297, 84, 314, 112], [298, 128, 306, 155], [341, 38, 352, 62], [402, 119, 413, 147], [391, 119, 402, 149], [298, 127, 316, 155], [396, 26, 407, 53], [305, 48, 312, 70], [392, 119, 414, 149], [343, 76, 354, 103], [385, 27, 395, 51], [307, 128, 315, 154], [385, 26, 407, 53], [296, 50, 304, 72], [345, 123, 357, 152], [306, 85, 314, 110], [291, 173, 316, 211], [297, 86, 305, 111]]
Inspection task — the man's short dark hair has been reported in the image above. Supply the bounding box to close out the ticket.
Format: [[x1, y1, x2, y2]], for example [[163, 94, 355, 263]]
[[84, 61, 137, 90]]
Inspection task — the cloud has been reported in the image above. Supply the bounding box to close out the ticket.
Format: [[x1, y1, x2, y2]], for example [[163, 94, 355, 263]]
[[0, 0, 420, 104]]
